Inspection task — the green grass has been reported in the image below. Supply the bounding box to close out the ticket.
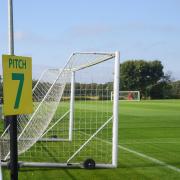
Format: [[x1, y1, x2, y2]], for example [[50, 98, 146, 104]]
[[3, 100, 180, 179]]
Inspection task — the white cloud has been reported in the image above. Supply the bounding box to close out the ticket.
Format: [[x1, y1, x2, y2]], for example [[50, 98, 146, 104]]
[[14, 31, 27, 41], [121, 22, 180, 33], [70, 24, 112, 37]]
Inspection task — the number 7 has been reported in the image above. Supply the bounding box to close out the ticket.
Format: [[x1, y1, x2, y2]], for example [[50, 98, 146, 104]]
[[12, 73, 24, 109]]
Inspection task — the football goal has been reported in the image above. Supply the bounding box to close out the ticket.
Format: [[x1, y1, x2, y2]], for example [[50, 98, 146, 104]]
[[0, 51, 120, 169], [111, 91, 140, 101]]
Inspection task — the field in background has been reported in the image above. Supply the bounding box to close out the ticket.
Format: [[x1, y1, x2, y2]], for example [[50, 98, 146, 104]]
[[2, 100, 180, 180]]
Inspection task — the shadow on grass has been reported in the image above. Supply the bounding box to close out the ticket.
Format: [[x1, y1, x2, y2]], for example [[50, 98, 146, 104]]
[[20, 168, 78, 180], [18, 143, 78, 180], [41, 144, 59, 162]]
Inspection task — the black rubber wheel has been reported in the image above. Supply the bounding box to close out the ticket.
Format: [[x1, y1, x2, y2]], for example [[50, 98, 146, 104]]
[[83, 158, 96, 169], [51, 135, 57, 138]]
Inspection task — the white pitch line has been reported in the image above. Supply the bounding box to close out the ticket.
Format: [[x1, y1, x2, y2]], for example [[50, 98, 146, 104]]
[[118, 145, 180, 173], [79, 131, 180, 173], [101, 138, 180, 173]]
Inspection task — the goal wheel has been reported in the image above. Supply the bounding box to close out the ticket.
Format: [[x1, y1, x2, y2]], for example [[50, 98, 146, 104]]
[[51, 135, 57, 138], [83, 158, 96, 169]]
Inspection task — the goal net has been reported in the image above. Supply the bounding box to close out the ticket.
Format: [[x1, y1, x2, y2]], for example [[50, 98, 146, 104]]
[[0, 52, 120, 168], [111, 91, 140, 101]]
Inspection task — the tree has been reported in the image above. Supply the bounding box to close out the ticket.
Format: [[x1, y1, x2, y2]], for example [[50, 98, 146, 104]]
[[120, 60, 164, 98], [147, 82, 172, 99], [170, 81, 180, 98]]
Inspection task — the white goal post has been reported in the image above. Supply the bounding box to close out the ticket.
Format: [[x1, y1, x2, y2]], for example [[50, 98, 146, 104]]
[[111, 91, 140, 101], [0, 51, 120, 169]]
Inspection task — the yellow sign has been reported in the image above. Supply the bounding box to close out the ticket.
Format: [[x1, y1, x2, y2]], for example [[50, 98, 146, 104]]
[[2, 55, 33, 115]]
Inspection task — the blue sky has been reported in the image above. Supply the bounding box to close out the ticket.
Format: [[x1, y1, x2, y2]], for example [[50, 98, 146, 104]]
[[0, 0, 180, 79]]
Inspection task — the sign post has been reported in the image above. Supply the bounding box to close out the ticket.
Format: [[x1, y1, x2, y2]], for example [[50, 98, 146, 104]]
[[7, 0, 18, 179], [3, 1, 33, 180]]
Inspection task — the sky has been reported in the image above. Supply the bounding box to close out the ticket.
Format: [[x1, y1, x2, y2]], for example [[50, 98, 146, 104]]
[[0, 0, 180, 79]]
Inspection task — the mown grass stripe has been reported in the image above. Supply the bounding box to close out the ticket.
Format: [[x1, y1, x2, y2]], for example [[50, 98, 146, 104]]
[[118, 145, 180, 173], [101, 137, 180, 173], [80, 129, 180, 173]]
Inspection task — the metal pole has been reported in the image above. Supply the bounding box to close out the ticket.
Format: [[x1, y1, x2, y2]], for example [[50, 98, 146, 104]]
[[7, 0, 18, 179], [112, 51, 120, 167], [9, 115, 18, 180], [8, 0, 14, 55], [69, 71, 75, 141]]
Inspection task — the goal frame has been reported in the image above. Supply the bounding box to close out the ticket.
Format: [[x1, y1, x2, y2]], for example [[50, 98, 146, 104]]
[[111, 90, 140, 101], [1, 51, 120, 169]]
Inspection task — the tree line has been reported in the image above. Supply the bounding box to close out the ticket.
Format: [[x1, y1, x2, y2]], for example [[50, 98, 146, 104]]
[[120, 60, 179, 99], [0, 60, 179, 100], [31, 59, 180, 100]]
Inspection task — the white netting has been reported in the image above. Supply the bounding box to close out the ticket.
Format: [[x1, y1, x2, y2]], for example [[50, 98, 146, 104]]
[[0, 52, 115, 162], [19, 54, 115, 165]]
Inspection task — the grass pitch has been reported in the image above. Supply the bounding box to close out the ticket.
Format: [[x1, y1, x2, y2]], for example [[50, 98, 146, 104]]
[[2, 100, 180, 180]]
